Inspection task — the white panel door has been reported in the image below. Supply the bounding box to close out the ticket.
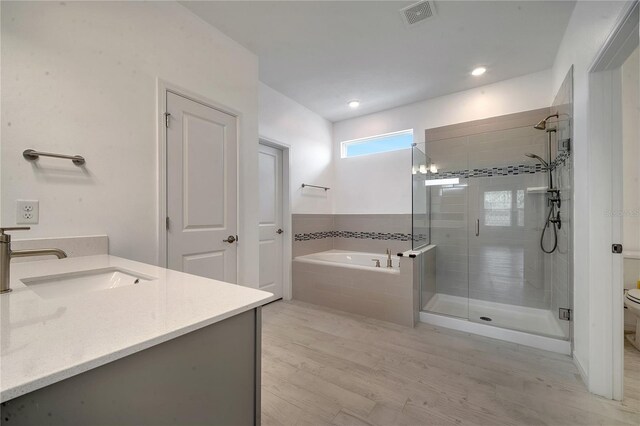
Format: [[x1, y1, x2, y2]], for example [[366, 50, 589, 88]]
[[166, 92, 237, 283], [258, 144, 283, 298]]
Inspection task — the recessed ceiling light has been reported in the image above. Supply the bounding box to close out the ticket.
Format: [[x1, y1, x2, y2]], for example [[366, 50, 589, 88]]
[[348, 100, 360, 108], [471, 67, 487, 76]]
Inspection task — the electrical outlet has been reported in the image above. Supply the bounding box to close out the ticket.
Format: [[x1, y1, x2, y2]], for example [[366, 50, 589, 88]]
[[17, 200, 39, 224]]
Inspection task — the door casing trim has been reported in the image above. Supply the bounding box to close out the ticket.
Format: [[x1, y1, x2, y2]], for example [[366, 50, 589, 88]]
[[586, 0, 638, 400]]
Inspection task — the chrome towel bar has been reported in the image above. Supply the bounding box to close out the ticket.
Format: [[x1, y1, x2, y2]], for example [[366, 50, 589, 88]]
[[23, 149, 85, 166], [301, 183, 330, 191]]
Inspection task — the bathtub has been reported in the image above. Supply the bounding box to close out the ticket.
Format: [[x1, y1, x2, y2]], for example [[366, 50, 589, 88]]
[[292, 249, 417, 326], [295, 250, 401, 273]]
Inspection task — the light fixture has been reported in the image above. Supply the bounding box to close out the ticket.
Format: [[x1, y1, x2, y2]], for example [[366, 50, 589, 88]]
[[348, 100, 360, 108], [412, 166, 417, 175], [419, 164, 428, 174], [429, 164, 438, 173], [471, 67, 486, 76], [425, 177, 459, 186]]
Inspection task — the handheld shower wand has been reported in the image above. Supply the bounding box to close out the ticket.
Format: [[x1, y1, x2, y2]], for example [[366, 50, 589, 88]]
[[524, 153, 548, 169]]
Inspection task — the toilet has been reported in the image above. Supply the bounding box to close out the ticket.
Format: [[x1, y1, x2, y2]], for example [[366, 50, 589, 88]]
[[624, 288, 640, 350]]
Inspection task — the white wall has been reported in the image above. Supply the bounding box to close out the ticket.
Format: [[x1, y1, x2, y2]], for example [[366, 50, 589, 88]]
[[549, 0, 634, 396], [623, 47, 640, 253], [1, 1, 260, 286], [258, 83, 333, 214], [332, 70, 553, 214]]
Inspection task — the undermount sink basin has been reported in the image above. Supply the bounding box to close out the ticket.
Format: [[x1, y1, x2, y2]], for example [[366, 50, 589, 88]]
[[21, 267, 157, 299]]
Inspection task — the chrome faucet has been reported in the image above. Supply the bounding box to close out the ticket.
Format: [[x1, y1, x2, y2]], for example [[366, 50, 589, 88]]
[[1, 227, 67, 294], [386, 249, 393, 268]]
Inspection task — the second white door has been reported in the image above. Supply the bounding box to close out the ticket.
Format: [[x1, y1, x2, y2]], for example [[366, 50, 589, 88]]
[[258, 143, 284, 299]]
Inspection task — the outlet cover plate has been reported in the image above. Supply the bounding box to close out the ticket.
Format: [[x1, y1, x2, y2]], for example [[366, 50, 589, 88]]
[[17, 200, 39, 224]]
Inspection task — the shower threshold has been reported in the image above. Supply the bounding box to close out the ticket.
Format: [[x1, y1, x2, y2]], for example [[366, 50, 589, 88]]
[[422, 294, 570, 354]]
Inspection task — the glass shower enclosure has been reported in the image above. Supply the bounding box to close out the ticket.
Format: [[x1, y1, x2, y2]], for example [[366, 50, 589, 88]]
[[412, 115, 573, 342]]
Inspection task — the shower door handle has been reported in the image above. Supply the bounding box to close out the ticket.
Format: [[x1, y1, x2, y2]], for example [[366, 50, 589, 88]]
[[475, 219, 480, 236]]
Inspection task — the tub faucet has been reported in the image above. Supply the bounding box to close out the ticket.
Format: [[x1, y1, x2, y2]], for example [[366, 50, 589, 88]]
[[1, 227, 67, 294], [371, 259, 381, 268], [386, 249, 393, 268]]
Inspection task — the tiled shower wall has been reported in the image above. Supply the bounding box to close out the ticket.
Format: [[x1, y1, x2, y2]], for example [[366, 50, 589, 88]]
[[292, 214, 413, 257]]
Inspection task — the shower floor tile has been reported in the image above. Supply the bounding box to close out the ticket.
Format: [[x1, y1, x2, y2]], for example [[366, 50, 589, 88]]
[[424, 293, 566, 338]]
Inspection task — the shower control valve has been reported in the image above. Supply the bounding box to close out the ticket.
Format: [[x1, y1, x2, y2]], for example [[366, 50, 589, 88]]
[[547, 189, 561, 207], [549, 212, 562, 230], [549, 197, 561, 208]]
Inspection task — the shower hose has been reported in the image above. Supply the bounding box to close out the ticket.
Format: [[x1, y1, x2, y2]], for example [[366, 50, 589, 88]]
[[540, 204, 558, 254]]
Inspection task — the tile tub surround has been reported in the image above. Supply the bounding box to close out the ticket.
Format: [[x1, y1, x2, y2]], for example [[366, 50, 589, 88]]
[[292, 251, 416, 327], [0, 254, 272, 402], [292, 214, 414, 257], [292, 214, 334, 257], [11, 235, 109, 263], [333, 214, 413, 254]]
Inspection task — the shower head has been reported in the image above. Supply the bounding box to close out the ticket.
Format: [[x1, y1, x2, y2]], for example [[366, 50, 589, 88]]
[[533, 113, 559, 130], [533, 120, 547, 130], [525, 153, 548, 168]]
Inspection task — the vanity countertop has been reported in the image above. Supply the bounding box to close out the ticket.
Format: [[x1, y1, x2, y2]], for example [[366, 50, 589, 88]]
[[0, 255, 273, 403]]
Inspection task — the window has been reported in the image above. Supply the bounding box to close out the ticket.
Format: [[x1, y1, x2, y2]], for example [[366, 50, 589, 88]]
[[341, 129, 413, 158]]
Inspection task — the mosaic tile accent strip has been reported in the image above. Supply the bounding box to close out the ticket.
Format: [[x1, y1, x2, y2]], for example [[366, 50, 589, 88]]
[[294, 231, 426, 242], [294, 231, 334, 241], [552, 150, 570, 168], [335, 231, 413, 241], [429, 163, 544, 180]]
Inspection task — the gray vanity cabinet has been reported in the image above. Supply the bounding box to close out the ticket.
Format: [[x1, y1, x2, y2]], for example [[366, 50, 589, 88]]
[[1, 308, 262, 426]]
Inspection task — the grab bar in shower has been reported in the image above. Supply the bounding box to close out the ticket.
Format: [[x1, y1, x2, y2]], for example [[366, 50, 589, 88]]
[[475, 219, 480, 236], [23, 149, 86, 166]]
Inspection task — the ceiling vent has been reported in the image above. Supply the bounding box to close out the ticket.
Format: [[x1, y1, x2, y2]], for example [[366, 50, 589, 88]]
[[400, 1, 436, 27]]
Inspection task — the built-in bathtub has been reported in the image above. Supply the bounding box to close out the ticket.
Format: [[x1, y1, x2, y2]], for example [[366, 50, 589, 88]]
[[295, 250, 401, 272], [292, 249, 417, 326]]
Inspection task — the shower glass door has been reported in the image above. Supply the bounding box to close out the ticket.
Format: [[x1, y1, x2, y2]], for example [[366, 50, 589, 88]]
[[420, 106, 572, 341], [466, 127, 567, 339], [412, 143, 431, 250], [419, 137, 470, 319], [469, 173, 555, 335]]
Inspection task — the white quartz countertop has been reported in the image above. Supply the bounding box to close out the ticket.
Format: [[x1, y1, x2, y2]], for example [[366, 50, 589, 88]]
[[0, 255, 273, 402]]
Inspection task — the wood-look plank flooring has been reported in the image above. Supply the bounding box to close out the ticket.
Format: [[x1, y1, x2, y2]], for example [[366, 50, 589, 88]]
[[261, 300, 640, 426]]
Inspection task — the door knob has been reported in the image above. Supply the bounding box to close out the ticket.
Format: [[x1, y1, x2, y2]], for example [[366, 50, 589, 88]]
[[276, 229, 284, 235], [222, 235, 236, 243]]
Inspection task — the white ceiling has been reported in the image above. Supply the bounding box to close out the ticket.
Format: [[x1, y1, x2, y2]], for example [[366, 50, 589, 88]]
[[182, 1, 575, 122]]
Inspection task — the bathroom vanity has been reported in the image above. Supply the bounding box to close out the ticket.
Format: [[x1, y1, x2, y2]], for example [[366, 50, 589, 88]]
[[0, 255, 272, 425]]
